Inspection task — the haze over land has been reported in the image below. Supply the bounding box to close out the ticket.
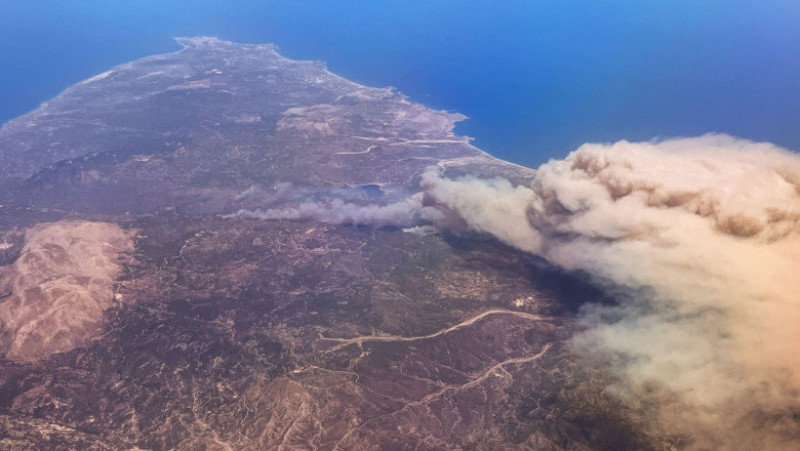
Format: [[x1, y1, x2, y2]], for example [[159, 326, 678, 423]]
[[0, 3, 798, 445], [0, 38, 624, 449]]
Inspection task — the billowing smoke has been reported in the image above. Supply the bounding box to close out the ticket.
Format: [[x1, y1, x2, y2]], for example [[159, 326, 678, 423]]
[[421, 134, 800, 448], [232, 193, 441, 227]]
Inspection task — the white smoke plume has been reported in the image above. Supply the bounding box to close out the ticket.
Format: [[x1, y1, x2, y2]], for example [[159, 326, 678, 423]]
[[232, 193, 440, 227], [421, 134, 800, 449]]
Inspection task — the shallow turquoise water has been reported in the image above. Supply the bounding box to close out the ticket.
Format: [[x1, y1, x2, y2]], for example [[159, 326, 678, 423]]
[[2, 0, 799, 166]]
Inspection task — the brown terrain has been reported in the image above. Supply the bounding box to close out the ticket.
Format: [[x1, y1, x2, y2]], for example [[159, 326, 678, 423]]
[[0, 38, 663, 450]]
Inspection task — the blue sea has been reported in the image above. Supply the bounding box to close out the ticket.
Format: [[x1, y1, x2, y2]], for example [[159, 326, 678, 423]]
[[1, 0, 799, 167]]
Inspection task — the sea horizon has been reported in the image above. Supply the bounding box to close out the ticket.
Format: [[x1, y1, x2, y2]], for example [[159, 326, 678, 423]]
[[2, 1, 799, 167]]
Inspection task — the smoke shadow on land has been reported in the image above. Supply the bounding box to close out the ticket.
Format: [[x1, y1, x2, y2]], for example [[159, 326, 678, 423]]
[[522, 255, 625, 316], [440, 229, 625, 317]]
